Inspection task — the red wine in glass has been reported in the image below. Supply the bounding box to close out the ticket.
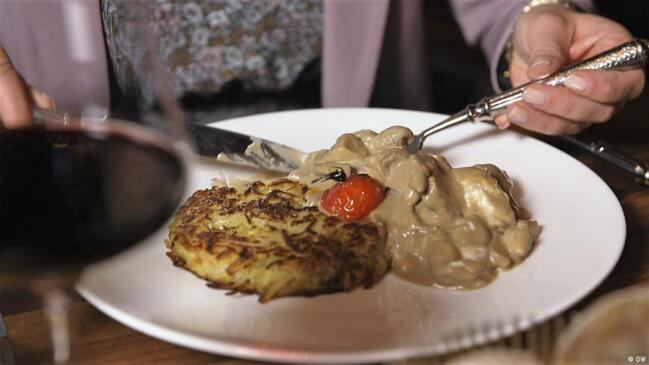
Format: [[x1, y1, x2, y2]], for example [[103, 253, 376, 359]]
[[0, 122, 185, 273]]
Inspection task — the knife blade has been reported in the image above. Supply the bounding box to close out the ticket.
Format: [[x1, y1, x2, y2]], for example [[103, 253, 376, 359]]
[[185, 124, 306, 173], [0, 312, 15, 365]]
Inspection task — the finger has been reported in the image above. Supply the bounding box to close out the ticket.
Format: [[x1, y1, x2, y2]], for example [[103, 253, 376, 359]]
[[505, 102, 590, 135], [564, 69, 645, 104], [494, 115, 510, 129], [522, 84, 616, 123], [519, 10, 574, 80], [0, 47, 32, 128], [29, 87, 56, 111]]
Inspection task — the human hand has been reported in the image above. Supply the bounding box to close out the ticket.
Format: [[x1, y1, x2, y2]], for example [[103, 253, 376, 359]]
[[0, 47, 55, 129], [495, 4, 645, 135]]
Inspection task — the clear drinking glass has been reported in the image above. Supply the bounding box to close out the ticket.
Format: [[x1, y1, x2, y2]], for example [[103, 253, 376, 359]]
[[0, 1, 188, 363]]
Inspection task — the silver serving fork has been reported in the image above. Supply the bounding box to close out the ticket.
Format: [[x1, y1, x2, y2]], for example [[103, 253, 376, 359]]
[[406, 38, 649, 154]]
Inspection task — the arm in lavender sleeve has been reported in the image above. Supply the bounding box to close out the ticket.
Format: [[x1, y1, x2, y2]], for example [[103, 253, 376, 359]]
[[448, 0, 595, 92]]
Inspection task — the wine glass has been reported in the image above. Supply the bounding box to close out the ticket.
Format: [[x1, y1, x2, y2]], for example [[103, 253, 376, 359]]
[[0, 2, 188, 363]]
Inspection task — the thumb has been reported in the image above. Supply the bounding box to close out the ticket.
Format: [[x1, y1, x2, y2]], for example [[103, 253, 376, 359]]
[[0, 47, 32, 128], [518, 10, 574, 80], [29, 86, 56, 111]]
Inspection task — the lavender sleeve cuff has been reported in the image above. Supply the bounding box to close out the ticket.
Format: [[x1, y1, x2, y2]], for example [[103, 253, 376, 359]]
[[449, 0, 596, 92]]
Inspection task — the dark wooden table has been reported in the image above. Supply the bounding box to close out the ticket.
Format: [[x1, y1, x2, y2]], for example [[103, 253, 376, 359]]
[[1, 112, 647, 365]]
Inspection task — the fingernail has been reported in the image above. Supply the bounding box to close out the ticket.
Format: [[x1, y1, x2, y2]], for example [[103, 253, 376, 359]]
[[531, 57, 553, 69], [530, 57, 554, 77], [494, 117, 510, 129], [31, 87, 56, 110], [565, 74, 588, 92], [523, 87, 547, 105], [508, 106, 528, 124]]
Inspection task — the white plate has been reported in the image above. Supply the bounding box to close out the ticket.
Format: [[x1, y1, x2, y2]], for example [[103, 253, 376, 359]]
[[77, 108, 625, 364]]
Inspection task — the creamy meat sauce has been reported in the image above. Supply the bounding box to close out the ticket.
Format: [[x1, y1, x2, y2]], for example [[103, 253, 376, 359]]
[[290, 126, 539, 289]]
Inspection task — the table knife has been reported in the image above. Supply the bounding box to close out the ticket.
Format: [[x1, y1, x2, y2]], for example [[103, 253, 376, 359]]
[[31, 108, 307, 174], [185, 124, 306, 173], [560, 134, 649, 186]]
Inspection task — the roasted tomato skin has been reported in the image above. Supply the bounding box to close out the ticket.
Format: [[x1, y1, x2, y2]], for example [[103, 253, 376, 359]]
[[320, 175, 385, 221]]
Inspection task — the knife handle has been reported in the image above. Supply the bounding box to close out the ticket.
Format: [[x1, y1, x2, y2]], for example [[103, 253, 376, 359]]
[[560, 135, 649, 186]]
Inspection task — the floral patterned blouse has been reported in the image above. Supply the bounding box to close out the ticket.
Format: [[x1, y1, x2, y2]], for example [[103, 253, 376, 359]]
[[101, 0, 322, 119]]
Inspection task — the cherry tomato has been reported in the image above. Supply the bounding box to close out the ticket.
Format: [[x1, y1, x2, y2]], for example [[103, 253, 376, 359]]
[[320, 175, 385, 221]]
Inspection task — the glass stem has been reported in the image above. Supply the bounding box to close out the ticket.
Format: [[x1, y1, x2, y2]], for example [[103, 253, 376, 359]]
[[44, 289, 71, 365]]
